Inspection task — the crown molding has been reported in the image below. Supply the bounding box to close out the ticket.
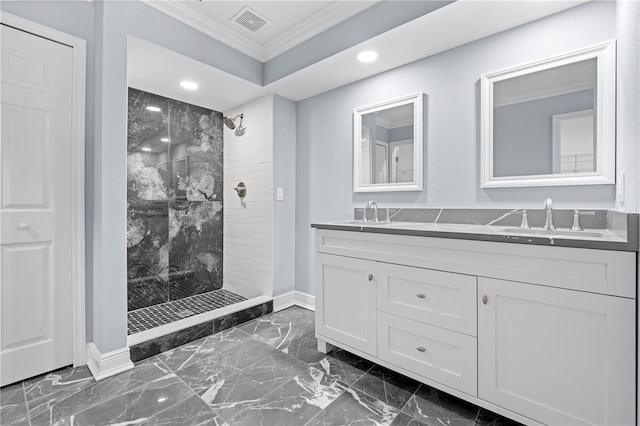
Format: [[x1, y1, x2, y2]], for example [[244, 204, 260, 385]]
[[141, 0, 263, 60], [262, 1, 380, 61]]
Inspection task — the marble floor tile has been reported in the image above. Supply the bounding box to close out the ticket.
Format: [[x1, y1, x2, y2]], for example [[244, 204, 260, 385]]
[[0, 307, 525, 426], [142, 395, 224, 425], [24, 366, 95, 419], [313, 349, 375, 386], [281, 327, 327, 364], [401, 385, 480, 426], [390, 411, 429, 426], [159, 328, 250, 372], [0, 382, 29, 425], [238, 317, 311, 352], [352, 365, 421, 410], [306, 386, 399, 426], [475, 408, 524, 426], [71, 374, 194, 425], [30, 359, 170, 426], [226, 366, 346, 426], [204, 351, 310, 420], [252, 305, 316, 328]]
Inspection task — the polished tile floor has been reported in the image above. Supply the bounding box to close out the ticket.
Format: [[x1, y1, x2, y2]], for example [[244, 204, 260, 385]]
[[1, 306, 522, 426]]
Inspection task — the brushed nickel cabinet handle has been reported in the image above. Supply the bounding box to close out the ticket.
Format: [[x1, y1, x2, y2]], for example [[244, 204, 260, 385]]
[[417, 347, 426, 352], [416, 293, 426, 299], [368, 274, 373, 282], [482, 295, 488, 305]]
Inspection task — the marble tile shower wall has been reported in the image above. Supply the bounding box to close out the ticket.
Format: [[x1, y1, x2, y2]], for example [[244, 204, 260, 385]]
[[127, 88, 224, 311]]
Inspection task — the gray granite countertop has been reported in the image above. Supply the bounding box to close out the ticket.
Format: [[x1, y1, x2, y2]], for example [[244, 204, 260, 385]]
[[311, 208, 639, 252]]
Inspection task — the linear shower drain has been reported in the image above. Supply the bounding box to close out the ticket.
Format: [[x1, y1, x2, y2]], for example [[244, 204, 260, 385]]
[[177, 309, 195, 318]]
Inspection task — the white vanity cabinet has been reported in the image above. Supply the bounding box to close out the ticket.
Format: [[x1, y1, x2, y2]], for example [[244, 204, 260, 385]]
[[314, 228, 636, 426], [315, 254, 377, 356], [478, 277, 636, 426]]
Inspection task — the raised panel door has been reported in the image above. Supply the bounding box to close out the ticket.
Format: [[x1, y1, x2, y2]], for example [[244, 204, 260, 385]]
[[315, 253, 377, 356], [478, 277, 635, 426]]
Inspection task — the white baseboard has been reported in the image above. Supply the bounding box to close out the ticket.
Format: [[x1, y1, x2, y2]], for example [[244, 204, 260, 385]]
[[274, 291, 315, 312], [86, 343, 134, 381]]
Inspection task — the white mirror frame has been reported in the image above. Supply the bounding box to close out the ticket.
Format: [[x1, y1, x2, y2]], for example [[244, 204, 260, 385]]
[[480, 40, 616, 188], [353, 92, 424, 192]]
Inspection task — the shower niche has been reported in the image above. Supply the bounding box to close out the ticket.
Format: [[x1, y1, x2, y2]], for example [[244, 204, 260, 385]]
[[127, 88, 224, 313]]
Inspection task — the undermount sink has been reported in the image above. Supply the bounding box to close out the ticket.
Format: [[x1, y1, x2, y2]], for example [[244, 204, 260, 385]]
[[501, 228, 609, 239]]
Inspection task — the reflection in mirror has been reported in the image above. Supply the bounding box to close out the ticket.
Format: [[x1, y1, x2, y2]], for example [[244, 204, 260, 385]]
[[481, 41, 615, 188], [354, 93, 423, 192]]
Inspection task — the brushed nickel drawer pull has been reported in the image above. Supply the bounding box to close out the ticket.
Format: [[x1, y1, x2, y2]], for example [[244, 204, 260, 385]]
[[416, 293, 426, 299], [482, 295, 488, 305], [417, 347, 426, 352], [368, 274, 373, 282]]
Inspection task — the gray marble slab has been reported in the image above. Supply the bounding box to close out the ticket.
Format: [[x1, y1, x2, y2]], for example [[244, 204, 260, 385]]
[[24, 366, 95, 419], [30, 360, 170, 425], [71, 373, 194, 425], [402, 384, 480, 425], [313, 349, 375, 386], [0, 382, 29, 425], [226, 367, 346, 426], [130, 322, 214, 363], [352, 365, 421, 410], [142, 395, 223, 426], [204, 351, 310, 420], [311, 208, 639, 252], [213, 301, 273, 333], [306, 386, 399, 425]]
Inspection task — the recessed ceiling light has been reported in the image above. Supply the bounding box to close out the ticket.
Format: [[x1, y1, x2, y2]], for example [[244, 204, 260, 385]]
[[142, 147, 152, 152], [180, 80, 199, 90], [357, 50, 378, 63], [146, 106, 161, 112], [161, 137, 170, 142]]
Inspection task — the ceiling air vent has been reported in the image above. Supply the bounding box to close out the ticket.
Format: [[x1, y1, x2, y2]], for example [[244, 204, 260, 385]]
[[231, 7, 270, 33]]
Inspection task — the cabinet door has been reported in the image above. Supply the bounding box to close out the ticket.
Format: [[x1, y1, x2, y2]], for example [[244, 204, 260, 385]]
[[478, 278, 635, 426], [315, 254, 377, 356]]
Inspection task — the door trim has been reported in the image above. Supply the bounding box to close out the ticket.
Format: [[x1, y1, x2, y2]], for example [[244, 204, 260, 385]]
[[1, 13, 87, 366]]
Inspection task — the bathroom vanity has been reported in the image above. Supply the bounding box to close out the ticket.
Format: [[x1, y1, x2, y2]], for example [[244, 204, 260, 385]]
[[312, 217, 637, 426]]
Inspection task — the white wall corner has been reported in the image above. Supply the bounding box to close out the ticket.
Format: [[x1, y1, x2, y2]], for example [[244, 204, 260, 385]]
[[273, 291, 315, 312], [86, 343, 134, 381]]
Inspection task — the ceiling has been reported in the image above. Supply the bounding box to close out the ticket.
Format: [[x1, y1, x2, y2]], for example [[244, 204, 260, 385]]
[[142, 0, 380, 61], [129, 0, 589, 113]]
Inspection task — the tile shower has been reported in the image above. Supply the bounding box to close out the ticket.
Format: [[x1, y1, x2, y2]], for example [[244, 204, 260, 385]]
[[126, 88, 257, 339]]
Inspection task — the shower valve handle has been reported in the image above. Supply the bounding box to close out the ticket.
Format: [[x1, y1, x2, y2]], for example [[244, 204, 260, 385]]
[[234, 182, 247, 198]]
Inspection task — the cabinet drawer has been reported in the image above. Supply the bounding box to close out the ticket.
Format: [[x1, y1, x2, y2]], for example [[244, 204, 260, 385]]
[[378, 312, 477, 396], [377, 263, 477, 336]]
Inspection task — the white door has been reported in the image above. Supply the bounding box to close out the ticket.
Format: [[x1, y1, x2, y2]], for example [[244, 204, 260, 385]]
[[315, 254, 377, 356], [478, 277, 635, 426], [1, 24, 74, 386]]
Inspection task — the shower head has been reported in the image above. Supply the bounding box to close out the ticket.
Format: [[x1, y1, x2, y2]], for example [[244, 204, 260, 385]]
[[223, 113, 244, 132], [223, 116, 236, 129]]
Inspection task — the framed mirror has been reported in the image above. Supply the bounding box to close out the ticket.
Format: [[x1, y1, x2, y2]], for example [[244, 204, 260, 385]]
[[480, 40, 616, 188], [353, 92, 423, 192]]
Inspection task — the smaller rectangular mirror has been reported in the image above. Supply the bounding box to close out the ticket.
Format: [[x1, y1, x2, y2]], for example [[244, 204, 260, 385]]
[[481, 40, 616, 188], [354, 92, 423, 192]]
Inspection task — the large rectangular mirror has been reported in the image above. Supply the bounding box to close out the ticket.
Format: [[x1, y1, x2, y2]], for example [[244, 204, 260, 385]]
[[353, 92, 423, 192], [481, 40, 616, 188]]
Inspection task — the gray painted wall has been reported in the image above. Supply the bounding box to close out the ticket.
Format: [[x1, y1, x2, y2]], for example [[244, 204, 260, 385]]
[[273, 96, 297, 297], [295, 1, 628, 295]]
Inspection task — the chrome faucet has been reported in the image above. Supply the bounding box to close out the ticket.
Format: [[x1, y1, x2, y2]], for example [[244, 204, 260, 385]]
[[543, 198, 555, 230], [363, 200, 379, 223]]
